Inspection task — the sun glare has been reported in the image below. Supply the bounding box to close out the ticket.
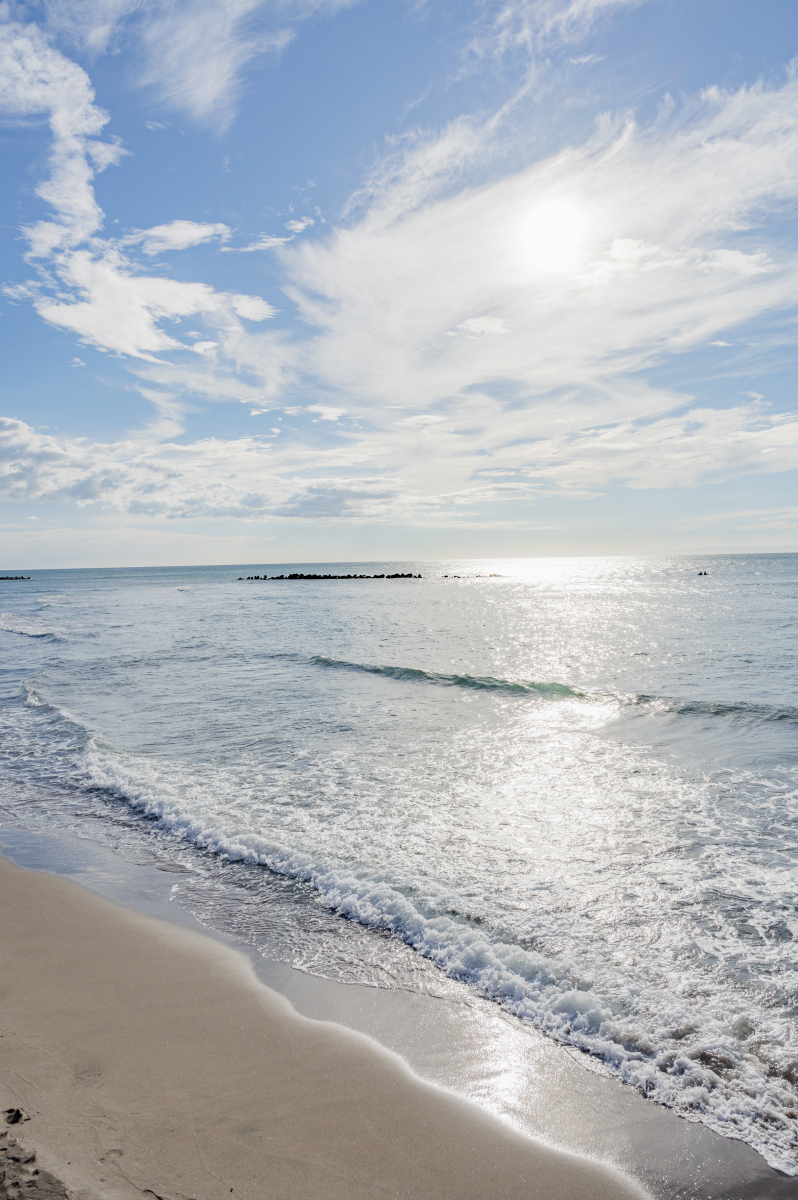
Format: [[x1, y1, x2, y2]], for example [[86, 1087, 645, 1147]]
[[518, 198, 589, 274]]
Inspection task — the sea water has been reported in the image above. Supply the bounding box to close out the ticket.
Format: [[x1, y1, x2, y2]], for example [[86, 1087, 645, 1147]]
[[0, 556, 796, 1172]]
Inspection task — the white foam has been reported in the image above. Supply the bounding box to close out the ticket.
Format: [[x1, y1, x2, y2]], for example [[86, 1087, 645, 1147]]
[[76, 726, 798, 1175], [5, 551, 797, 1177], [0, 613, 64, 639]]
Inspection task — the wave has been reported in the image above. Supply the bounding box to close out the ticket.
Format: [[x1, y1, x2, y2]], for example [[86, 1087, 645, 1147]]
[[310, 656, 584, 698], [633, 694, 798, 725], [310, 655, 798, 724], [0, 614, 64, 640], [12, 677, 798, 1174], [63, 733, 798, 1174]]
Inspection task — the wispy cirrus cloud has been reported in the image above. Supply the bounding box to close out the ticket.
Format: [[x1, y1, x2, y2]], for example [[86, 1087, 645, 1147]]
[[676, 505, 798, 532], [3, 7, 798, 536], [493, 401, 798, 493], [495, 0, 643, 46], [461, 0, 644, 77], [281, 66, 798, 449], [42, 0, 364, 130], [135, 0, 294, 132]]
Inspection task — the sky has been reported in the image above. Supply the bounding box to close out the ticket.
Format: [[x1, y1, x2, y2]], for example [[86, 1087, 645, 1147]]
[[1, 0, 798, 567]]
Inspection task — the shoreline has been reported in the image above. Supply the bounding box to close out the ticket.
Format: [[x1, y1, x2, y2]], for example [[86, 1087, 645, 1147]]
[[2, 825, 796, 1200], [0, 851, 647, 1200]]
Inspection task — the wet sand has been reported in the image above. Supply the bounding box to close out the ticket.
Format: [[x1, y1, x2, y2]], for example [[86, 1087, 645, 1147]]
[[2, 827, 795, 1200], [0, 854, 648, 1200]]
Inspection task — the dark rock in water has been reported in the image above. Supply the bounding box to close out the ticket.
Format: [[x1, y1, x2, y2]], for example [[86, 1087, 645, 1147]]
[[240, 572, 422, 581], [1, 1133, 69, 1200]]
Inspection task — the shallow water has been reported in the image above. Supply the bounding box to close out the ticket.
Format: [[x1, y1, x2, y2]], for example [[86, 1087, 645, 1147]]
[[0, 555, 796, 1171]]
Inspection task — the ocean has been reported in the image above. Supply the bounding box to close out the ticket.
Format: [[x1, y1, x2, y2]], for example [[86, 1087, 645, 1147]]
[[0, 555, 796, 1173]]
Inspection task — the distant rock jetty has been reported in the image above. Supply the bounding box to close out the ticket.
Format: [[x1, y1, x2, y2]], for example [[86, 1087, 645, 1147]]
[[239, 572, 422, 581], [0, 576, 30, 581]]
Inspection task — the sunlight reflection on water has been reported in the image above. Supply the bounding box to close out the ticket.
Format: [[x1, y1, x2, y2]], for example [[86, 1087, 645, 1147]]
[[0, 553, 796, 1169]]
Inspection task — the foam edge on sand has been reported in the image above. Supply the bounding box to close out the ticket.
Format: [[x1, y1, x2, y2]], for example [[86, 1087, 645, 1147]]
[[0, 855, 648, 1200]]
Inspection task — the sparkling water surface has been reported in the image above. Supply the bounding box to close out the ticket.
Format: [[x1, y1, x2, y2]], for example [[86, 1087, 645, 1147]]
[[0, 555, 796, 1171]]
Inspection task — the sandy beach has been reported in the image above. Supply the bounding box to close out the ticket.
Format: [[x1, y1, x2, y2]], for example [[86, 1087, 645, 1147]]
[[0, 854, 649, 1200]]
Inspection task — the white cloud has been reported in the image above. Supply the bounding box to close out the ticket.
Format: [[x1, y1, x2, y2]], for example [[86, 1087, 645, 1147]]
[[285, 216, 315, 233], [507, 401, 798, 492], [282, 67, 798, 441], [230, 294, 275, 320], [136, 3, 294, 132], [0, 416, 270, 516], [456, 316, 508, 336], [308, 405, 346, 420], [464, 0, 643, 68], [0, 25, 276, 366], [4, 13, 798, 532], [2, 280, 42, 302], [30, 243, 276, 361], [43, 0, 142, 54], [677, 505, 798, 531], [398, 414, 444, 428], [0, 22, 125, 256], [224, 233, 293, 251], [124, 220, 232, 255], [2, 399, 795, 526], [43, 0, 364, 129], [0, 416, 361, 519]]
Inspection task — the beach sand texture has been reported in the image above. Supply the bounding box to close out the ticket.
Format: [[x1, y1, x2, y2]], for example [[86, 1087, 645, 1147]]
[[0, 856, 647, 1200]]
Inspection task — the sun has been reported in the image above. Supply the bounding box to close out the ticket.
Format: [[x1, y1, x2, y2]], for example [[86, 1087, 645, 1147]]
[[518, 198, 589, 274]]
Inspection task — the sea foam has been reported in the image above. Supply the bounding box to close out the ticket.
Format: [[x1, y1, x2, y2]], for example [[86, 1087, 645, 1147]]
[[3, 556, 797, 1174]]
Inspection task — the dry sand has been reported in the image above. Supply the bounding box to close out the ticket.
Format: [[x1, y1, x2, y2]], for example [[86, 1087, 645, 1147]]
[[0, 855, 647, 1200]]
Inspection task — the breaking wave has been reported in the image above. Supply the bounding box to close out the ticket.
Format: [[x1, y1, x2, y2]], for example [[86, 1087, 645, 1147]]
[[310, 656, 585, 698]]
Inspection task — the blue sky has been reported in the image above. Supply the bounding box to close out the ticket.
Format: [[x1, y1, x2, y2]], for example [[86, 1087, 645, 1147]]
[[1, 0, 797, 567]]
